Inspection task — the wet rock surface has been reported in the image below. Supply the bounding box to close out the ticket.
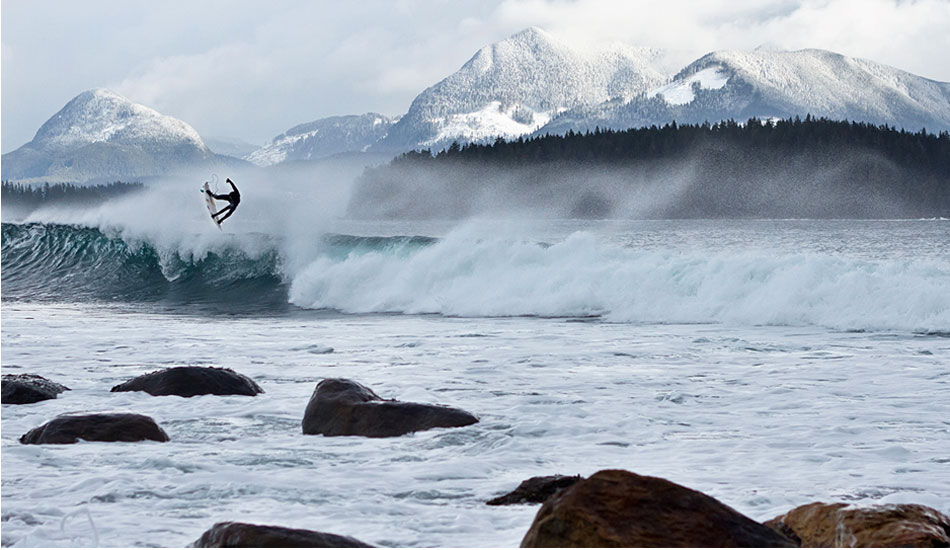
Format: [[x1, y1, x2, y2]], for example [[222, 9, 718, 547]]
[[19, 413, 170, 444], [110, 366, 263, 397], [520, 469, 796, 548], [302, 378, 478, 437], [193, 521, 374, 547], [765, 501, 950, 547], [2, 373, 70, 404], [487, 474, 583, 506]]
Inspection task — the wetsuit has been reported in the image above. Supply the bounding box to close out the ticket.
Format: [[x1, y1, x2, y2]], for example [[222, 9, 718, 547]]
[[207, 178, 241, 224]]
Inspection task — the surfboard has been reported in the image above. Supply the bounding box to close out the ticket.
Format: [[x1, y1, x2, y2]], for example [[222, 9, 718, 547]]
[[202, 182, 222, 230]]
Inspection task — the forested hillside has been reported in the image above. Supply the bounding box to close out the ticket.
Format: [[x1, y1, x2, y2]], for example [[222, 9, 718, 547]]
[[349, 117, 950, 219]]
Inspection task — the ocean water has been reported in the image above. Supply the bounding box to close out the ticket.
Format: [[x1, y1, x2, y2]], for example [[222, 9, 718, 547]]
[[2, 216, 950, 547]]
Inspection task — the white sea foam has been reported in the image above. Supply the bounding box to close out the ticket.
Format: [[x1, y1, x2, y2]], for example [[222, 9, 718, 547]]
[[288, 226, 950, 332], [2, 303, 949, 547]]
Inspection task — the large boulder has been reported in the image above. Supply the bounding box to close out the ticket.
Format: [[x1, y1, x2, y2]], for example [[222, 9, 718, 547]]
[[2, 374, 70, 404], [520, 469, 796, 547], [19, 413, 170, 444], [764, 501, 950, 547], [194, 521, 373, 547], [110, 366, 263, 397], [488, 475, 583, 506], [302, 378, 478, 437]]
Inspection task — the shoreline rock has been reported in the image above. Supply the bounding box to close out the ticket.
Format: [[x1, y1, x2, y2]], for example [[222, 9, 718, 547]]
[[764, 501, 950, 547], [19, 412, 170, 444], [2, 374, 70, 404], [110, 366, 263, 397], [193, 521, 373, 548], [487, 474, 583, 506], [520, 469, 795, 547], [302, 378, 478, 437]]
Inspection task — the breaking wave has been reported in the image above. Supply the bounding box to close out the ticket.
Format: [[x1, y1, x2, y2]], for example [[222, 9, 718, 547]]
[[3, 222, 949, 331]]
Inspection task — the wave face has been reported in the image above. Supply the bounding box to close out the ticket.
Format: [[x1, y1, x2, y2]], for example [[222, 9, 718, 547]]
[[4, 222, 950, 331], [2, 223, 287, 311]]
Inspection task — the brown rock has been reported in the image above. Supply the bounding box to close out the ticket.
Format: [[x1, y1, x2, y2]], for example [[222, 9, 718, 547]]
[[302, 378, 478, 438], [110, 366, 263, 397], [764, 501, 950, 547], [193, 521, 373, 547], [19, 413, 170, 444], [520, 469, 796, 547], [2, 374, 70, 404], [487, 474, 583, 505]]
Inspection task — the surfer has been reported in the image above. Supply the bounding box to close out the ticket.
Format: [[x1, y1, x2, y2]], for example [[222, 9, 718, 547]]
[[205, 178, 241, 224]]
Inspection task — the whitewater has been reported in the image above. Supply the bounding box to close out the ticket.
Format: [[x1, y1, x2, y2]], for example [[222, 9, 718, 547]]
[[2, 187, 950, 547]]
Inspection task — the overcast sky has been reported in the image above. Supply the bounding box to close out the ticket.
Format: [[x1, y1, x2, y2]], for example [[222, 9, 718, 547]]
[[3, 0, 949, 153]]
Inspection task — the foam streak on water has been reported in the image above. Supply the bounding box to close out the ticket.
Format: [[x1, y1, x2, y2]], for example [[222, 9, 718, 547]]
[[2, 303, 949, 547]]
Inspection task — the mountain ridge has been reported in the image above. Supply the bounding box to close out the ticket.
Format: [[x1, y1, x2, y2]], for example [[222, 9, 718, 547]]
[[245, 113, 395, 167], [537, 47, 950, 136], [7, 29, 950, 181], [2, 88, 246, 183], [371, 27, 671, 153]]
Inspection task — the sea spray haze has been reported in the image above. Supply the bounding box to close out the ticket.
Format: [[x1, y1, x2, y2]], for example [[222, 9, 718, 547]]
[[349, 118, 950, 220]]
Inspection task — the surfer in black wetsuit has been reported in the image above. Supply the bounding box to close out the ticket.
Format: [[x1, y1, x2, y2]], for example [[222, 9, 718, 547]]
[[206, 178, 241, 224]]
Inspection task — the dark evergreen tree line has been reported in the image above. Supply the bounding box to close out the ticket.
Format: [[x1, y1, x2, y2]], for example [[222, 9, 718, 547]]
[[2, 181, 146, 211], [350, 117, 950, 219], [394, 117, 949, 171]]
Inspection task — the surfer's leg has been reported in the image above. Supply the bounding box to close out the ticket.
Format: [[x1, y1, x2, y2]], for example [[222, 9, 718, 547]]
[[212, 205, 232, 217], [216, 206, 237, 223]]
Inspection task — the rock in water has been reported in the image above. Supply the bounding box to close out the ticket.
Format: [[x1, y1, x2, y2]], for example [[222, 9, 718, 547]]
[[520, 469, 796, 547], [19, 413, 170, 444], [194, 522, 373, 547], [487, 475, 583, 505], [302, 378, 478, 437], [2, 374, 70, 404], [110, 366, 263, 397], [764, 501, 950, 547]]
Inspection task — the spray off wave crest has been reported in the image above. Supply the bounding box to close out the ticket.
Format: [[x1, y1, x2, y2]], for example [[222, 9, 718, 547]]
[[3, 221, 949, 332]]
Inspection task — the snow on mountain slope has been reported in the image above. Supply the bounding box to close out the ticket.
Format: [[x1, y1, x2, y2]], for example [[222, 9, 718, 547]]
[[649, 67, 729, 105], [31, 88, 208, 153], [539, 48, 950, 135], [1, 89, 225, 183], [245, 113, 394, 167], [374, 27, 670, 152]]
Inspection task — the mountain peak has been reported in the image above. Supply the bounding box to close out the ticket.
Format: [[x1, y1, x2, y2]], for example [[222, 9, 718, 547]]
[[507, 26, 557, 45], [2, 88, 220, 183], [32, 88, 207, 153], [374, 27, 670, 152]]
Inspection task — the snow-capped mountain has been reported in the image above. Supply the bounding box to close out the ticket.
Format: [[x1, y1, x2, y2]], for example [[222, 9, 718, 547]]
[[245, 113, 395, 167], [538, 48, 950, 135], [373, 27, 670, 152], [1, 88, 241, 183]]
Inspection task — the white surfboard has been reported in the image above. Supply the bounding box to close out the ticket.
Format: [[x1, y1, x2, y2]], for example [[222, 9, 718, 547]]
[[202, 182, 222, 230]]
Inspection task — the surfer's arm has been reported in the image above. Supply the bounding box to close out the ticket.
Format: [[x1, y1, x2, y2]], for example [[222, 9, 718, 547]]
[[227, 178, 238, 192]]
